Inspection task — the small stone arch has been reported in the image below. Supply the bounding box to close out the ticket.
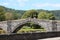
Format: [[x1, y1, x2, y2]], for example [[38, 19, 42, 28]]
[[12, 19, 46, 33], [12, 18, 54, 33]]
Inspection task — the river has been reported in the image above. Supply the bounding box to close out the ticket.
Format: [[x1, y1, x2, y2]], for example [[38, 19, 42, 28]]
[[38, 37, 60, 40]]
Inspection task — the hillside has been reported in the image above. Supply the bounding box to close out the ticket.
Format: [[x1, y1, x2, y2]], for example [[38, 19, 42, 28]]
[[0, 6, 25, 15], [0, 6, 60, 20]]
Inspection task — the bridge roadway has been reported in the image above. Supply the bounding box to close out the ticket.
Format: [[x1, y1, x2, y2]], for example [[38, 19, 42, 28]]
[[38, 37, 60, 40]]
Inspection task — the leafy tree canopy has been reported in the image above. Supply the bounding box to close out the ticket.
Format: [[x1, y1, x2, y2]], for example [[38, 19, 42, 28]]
[[38, 11, 55, 20], [21, 9, 38, 19]]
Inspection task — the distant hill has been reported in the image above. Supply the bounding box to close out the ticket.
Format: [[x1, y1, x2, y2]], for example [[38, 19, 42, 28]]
[[0, 6, 60, 20], [0, 6, 25, 16]]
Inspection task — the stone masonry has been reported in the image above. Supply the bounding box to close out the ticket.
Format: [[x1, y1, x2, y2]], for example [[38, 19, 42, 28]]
[[0, 18, 59, 33]]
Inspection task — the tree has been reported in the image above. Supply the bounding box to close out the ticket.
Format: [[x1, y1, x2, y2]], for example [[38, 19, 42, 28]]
[[0, 14, 5, 21], [38, 11, 55, 20], [13, 13, 21, 19], [0, 6, 5, 21], [21, 10, 38, 19], [5, 12, 13, 20], [46, 13, 55, 20], [38, 12, 47, 19], [0, 6, 5, 12]]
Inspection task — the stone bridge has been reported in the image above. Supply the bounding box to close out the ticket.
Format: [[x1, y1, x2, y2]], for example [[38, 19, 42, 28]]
[[0, 18, 60, 33]]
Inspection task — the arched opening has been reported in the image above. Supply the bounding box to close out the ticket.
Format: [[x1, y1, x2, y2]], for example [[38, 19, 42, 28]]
[[0, 28, 6, 34], [13, 22, 46, 33]]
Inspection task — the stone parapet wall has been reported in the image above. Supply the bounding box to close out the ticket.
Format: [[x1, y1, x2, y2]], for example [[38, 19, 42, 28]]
[[0, 31, 60, 40]]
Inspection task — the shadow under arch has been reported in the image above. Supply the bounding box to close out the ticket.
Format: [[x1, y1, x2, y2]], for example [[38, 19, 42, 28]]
[[0, 28, 6, 34], [12, 22, 45, 33], [0, 28, 3, 30]]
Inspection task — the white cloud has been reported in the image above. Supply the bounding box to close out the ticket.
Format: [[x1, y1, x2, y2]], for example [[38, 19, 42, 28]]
[[17, 0, 29, 2], [17, 0, 30, 7], [32, 3, 60, 8], [0, 2, 9, 6], [52, 4, 60, 7], [18, 3, 25, 7]]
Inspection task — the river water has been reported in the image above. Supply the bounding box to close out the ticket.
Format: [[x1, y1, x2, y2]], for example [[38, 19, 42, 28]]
[[38, 37, 60, 40]]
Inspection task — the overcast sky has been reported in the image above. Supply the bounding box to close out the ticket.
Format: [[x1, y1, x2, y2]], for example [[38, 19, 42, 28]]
[[0, 0, 60, 10]]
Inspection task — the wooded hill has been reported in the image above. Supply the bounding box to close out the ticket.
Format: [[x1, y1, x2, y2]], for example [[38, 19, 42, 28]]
[[0, 6, 60, 21]]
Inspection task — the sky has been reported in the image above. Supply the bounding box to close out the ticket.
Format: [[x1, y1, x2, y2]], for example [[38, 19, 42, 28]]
[[0, 0, 60, 10]]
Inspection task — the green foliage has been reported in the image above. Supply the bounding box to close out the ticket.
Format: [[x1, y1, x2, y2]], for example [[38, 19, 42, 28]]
[[5, 12, 21, 20], [0, 6, 5, 12], [28, 22, 42, 29], [38, 11, 55, 20], [22, 22, 42, 29], [0, 6, 59, 21], [22, 26, 32, 29], [13, 13, 21, 19], [0, 6, 23, 21], [38, 12, 47, 19], [5, 12, 13, 20], [0, 6, 5, 21], [46, 13, 55, 20], [17, 25, 45, 33], [0, 6, 56, 21], [21, 10, 38, 19], [0, 13, 5, 21]]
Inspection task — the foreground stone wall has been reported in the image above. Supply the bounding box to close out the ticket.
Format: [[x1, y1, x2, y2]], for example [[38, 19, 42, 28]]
[[0, 31, 60, 40]]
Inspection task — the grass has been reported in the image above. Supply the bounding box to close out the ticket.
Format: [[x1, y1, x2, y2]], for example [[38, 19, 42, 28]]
[[17, 29, 45, 33], [0, 30, 6, 34], [17, 26, 46, 33]]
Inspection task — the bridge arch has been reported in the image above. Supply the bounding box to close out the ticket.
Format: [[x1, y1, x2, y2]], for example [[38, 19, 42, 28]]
[[12, 18, 48, 33], [13, 22, 44, 33]]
